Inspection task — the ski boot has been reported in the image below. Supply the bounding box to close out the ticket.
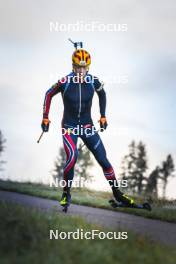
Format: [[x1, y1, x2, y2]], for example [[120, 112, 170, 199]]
[[60, 192, 71, 213], [112, 188, 135, 207]]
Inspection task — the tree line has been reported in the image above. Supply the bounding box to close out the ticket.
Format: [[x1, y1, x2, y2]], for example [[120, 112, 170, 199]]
[[120, 141, 175, 198], [53, 140, 175, 199]]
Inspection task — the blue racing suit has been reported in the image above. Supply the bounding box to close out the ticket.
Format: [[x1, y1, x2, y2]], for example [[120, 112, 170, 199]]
[[43, 72, 118, 192]]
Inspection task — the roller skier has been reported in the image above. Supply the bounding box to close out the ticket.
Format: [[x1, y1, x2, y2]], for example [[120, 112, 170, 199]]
[[40, 40, 151, 212]]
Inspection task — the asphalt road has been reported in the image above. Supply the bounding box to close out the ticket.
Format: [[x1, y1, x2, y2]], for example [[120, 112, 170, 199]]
[[0, 190, 176, 247]]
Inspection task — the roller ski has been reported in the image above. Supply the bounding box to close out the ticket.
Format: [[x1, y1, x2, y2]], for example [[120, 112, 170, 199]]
[[60, 192, 71, 213], [109, 199, 151, 211], [110, 188, 152, 211]]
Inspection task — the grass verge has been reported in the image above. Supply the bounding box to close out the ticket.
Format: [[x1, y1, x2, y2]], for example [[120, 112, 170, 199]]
[[0, 200, 176, 264]]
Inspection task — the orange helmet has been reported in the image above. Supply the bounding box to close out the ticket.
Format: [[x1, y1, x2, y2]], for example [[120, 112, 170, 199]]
[[72, 49, 91, 67]]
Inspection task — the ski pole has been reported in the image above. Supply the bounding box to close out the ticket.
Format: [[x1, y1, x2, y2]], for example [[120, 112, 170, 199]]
[[37, 131, 44, 143]]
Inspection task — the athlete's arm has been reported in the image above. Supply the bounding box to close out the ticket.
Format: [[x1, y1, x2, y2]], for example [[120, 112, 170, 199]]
[[94, 78, 106, 117], [43, 81, 63, 118], [94, 77, 108, 130]]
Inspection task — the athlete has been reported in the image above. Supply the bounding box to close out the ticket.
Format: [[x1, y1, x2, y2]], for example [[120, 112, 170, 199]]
[[41, 47, 135, 209]]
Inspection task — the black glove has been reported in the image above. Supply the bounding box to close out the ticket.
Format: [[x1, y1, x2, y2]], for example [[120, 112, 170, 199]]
[[99, 116, 108, 131], [41, 118, 50, 132]]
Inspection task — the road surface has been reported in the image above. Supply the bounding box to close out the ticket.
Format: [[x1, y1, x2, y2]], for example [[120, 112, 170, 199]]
[[0, 190, 175, 246]]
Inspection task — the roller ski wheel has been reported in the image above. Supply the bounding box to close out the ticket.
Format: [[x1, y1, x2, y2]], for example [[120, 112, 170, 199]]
[[60, 192, 71, 213], [109, 199, 152, 211]]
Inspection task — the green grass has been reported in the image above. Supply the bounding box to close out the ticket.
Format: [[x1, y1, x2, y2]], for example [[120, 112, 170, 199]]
[[0, 200, 176, 264], [0, 179, 176, 223]]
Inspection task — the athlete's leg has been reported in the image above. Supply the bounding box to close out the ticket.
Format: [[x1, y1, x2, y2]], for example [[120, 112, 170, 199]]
[[81, 131, 117, 187], [62, 131, 78, 193], [81, 129, 134, 206]]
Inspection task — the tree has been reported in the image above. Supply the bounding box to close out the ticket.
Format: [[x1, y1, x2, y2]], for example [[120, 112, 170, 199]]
[[160, 154, 175, 198], [121, 140, 148, 195], [145, 166, 160, 198], [120, 141, 138, 193], [52, 143, 94, 185], [0, 130, 6, 171], [135, 141, 148, 194]]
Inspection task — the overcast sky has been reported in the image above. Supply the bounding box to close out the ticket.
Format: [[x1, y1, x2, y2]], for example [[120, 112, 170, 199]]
[[0, 0, 176, 198]]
